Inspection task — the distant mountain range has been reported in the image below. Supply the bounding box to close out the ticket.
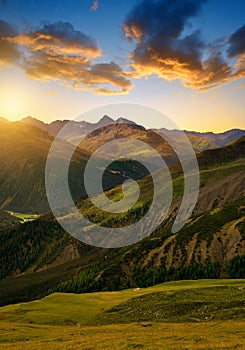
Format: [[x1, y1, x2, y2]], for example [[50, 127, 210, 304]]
[[183, 128, 245, 147], [21, 115, 136, 143], [21, 115, 245, 148]]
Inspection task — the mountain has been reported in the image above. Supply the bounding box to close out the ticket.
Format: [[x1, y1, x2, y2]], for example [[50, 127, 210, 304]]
[[158, 128, 217, 152], [0, 120, 54, 213], [22, 115, 244, 149], [1, 115, 244, 213], [0, 120, 95, 213], [184, 128, 245, 147], [78, 122, 179, 166], [21, 115, 135, 143], [159, 127, 245, 151], [0, 120, 152, 213], [0, 138, 244, 305]]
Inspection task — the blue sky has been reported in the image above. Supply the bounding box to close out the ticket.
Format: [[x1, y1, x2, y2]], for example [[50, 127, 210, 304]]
[[0, 0, 244, 131]]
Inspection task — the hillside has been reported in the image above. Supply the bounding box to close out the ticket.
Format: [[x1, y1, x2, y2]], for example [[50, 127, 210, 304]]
[[0, 138, 244, 306], [0, 120, 90, 213], [0, 280, 244, 350], [0, 211, 22, 231], [1, 116, 242, 215], [0, 117, 218, 214], [0, 279, 244, 326], [0, 120, 150, 213], [78, 123, 178, 165]]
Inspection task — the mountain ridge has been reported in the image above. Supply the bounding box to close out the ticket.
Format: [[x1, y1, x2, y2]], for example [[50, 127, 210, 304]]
[[16, 115, 245, 147]]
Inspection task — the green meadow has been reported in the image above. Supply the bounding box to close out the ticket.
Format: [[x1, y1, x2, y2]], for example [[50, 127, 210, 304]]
[[6, 211, 39, 222], [0, 279, 244, 349]]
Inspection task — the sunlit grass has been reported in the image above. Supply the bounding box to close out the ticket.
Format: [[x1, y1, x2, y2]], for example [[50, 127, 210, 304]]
[[0, 279, 244, 326], [6, 211, 39, 222], [0, 321, 244, 349]]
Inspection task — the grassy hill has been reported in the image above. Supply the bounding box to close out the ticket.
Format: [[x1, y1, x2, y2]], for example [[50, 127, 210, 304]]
[[0, 279, 244, 325], [0, 280, 244, 349]]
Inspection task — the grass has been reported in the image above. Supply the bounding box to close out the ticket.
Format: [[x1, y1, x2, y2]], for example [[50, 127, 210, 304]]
[[0, 279, 244, 326], [97, 286, 245, 325], [6, 211, 39, 222], [0, 279, 244, 349], [0, 320, 244, 349]]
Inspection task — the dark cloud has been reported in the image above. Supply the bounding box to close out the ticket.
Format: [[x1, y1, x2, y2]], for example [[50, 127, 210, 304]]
[[0, 19, 20, 67], [0, 20, 132, 95], [123, 0, 245, 91], [123, 0, 206, 41], [1, 4, 244, 95], [88, 62, 133, 94], [12, 21, 101, 58], [227, 24, 245, 58]]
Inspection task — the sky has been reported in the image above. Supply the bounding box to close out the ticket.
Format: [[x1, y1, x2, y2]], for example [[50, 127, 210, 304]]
[[0, 0, 244, 131]]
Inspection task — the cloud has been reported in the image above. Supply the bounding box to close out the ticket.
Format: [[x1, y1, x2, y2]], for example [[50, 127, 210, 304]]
[[45, 90, 58, 96], [0, 19, 20, 68], [0, 20, 132, 95], [227, 24, 245, 58], [11, 21, 101, 58], [90, 0, 99, 11], [122, 0, 245, 91], [1, 4, 244, 96]]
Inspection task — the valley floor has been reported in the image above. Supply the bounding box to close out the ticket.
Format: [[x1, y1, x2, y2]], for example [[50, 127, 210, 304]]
[[0, 320, 244, 349]]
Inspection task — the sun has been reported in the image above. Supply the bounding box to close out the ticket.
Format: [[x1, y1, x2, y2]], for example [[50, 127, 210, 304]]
[[0, 89, 27, 120]]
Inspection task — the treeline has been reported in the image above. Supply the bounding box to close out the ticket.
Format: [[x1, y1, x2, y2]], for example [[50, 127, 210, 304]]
[[0, 216, 69, 278], [131, 259, 221, 288], [226, 254, 245, 278], [49, 255, 245, 296]]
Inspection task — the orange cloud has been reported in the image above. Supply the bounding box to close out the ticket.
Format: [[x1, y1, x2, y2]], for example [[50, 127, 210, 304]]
[[122, 0, 245, 92], [0, 21, 132, 95], [11, 30, 100, 58]]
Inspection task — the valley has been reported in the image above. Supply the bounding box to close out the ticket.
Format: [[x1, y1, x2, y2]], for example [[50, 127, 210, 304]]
[[1, 1, 245, 348], [0, 123, 244, 306], [0, 115, 244, 349]]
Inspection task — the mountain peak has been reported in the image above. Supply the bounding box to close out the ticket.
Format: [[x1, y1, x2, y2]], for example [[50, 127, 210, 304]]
[[115, 117, 136, 125], [96, 115, 115, 128], [21, 116, 47, 128], [98, 115, 114, 123]]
